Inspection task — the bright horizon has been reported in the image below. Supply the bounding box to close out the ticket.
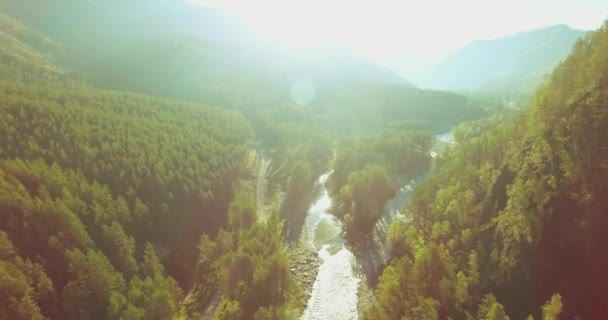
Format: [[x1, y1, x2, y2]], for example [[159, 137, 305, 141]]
[[191, 0, 608, 71]]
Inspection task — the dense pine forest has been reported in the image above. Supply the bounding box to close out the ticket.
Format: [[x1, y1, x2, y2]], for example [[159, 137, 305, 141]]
[[0, 1, 607, 320]]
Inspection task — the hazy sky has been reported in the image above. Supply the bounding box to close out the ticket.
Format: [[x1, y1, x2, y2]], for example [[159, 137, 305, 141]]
[[193, 0, 607, 65]]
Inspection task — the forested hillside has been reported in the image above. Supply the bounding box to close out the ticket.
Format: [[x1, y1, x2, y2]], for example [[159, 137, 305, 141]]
[[366, 21, 608, 320]]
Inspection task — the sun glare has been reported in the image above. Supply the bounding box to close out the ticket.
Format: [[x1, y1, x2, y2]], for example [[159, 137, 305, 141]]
[[193, 0, 395, 53], [222, 0, 348, 51], [189, 0, 441, 64]]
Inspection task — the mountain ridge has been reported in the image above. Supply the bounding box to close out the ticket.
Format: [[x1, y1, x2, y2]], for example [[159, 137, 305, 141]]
[[419, 24, 586, 99]]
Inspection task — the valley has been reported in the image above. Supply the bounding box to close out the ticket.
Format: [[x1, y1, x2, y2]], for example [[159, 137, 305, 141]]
[[0, 1, 607, 320]]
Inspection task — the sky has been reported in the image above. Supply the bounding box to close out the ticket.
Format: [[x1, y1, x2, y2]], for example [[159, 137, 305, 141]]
[[191, 0, 608, 72]]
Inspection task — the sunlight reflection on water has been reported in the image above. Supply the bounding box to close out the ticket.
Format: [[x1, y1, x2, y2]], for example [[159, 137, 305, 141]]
[[301, 171, 360, 320]]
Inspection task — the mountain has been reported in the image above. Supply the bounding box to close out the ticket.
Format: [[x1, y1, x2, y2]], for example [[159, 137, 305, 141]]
[[424, 24, 586, 98], [0, 0, 411, 91], [0, 12, 82, 85], [0, 0, 484, 134]]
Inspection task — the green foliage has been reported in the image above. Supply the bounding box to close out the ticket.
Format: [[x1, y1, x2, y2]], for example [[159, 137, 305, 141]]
[[214, 299, 242, 320], [102, 222, 138, 275], [476, 294, 499, 320], [223, 221, 292, 317], [0, 77, 254, 292], [486, 302, 510, 320], [211, 221, 292, 318], [410, 297, 440, 320], [330, 129, 432, 199], [0, 80, 252, 242], [341, 164, 392, 238], [282, 161, 313, 241], [329, 129, 432, 242], [541, 294, 562, 320], [0, 234, 55, 320], [107, 274, 182, 320], [187, 190, 294, 319], [0, 12, 82, 86], [0, 126, 219, 319], [0, 232, 16, 260], [141, 243, 164, 279], [60, 249, 125, 319], [227, 185, 257, 231]]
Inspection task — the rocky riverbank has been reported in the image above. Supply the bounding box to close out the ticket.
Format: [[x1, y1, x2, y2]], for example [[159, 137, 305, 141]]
[[287, 245, 322, 313]]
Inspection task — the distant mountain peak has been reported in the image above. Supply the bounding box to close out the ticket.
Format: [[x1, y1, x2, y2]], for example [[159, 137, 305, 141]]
[[424, 24, 586, 95]]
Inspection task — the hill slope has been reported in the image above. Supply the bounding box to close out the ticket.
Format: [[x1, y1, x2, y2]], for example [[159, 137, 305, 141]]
[[367, 21, 608, 320]]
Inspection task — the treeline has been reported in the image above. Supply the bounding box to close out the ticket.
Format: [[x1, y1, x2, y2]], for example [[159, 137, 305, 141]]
[[328, 129, 433, 243], [318, 82, 484, 133], [366, 21, 608, 320]]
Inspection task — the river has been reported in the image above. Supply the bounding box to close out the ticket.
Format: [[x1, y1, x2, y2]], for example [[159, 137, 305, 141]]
[[300, 131, 454, 320], [300, 172, 359, 320]]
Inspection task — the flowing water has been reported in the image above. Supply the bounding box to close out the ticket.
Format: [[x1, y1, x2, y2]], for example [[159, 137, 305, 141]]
[[371, 176, 420, 268], [435, 130, 455, 144], [301, 131, 454, 320], [301, 171, 360, 320]]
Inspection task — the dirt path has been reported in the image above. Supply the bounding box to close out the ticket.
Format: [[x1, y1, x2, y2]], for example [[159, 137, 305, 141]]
[[255, 152, 271, 221]]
